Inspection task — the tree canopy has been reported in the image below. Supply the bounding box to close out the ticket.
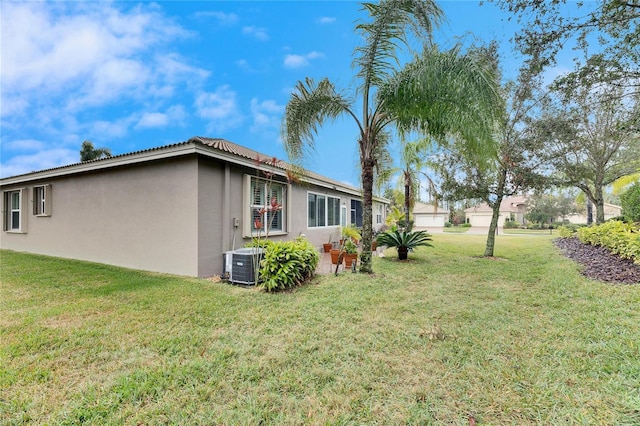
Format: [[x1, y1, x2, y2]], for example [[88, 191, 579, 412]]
[[80, 140, 112, 162]]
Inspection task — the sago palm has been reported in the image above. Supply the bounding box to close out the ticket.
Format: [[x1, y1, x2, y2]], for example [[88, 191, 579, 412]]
[[281, 0, 500, 273], [376, 229, 433, 260]]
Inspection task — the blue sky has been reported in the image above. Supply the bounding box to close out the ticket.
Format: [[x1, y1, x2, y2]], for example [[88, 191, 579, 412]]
[[0, 1, 571, 184]]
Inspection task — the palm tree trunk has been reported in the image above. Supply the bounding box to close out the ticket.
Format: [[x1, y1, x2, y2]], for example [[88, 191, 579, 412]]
[[404, 179, 411, 229], [360, 157, 375, 273]]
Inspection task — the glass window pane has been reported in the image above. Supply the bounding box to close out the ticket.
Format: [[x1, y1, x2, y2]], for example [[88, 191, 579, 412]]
[[11, 211, 19, 229], [251, 180, 263, 206], [268, 210, 282, 231], [317, 195, 325, 227], [328, 197, 340, 226], [308, 194, 316, 227]]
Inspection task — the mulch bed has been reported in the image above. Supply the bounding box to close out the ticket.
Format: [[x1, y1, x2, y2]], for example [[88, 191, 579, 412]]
[[553, 237, 640, 285]]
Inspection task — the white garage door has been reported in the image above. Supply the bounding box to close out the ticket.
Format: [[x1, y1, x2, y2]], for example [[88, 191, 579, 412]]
[[415, 214, 445, 227], [469, 214, 493, 227]]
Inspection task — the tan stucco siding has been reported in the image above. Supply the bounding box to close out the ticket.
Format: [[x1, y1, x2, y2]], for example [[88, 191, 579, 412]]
[[1, 157, 200, 276], [196, 158, 229, 277]]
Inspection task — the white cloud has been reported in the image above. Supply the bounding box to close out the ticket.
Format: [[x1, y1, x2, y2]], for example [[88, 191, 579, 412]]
[[194, 11, 239, 26], [2, 139, 45, 152], [156, 53, 210, 84], [242, 26, 269, 41], [91, 115, 137, 138], [318, 17, 336, 24], [284, 51, 324, 68], [0, 148, 78, 178], [250, 98, 284, 133], [135, 105, 186, 129], [195, 86, 243, 132], [136, 112, 168, 129], [0, 2, 198, 128], [1, 3, 188, 94]]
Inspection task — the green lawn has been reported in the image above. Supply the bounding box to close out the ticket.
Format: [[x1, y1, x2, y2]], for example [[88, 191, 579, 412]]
[[2, 234, 639, 425], [442, 225, 470, 233]]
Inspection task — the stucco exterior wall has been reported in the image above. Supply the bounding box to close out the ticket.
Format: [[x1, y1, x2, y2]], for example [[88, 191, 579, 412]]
[[2, 146, 389, 278], [1, 157, 200, 276]]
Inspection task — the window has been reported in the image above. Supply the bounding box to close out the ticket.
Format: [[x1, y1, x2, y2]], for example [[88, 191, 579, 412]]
[[247, 176, 287, 235], [3, 188, 27, 233], [33, 185, 51, 216], [308, 193, 340, 228], [351, 199, 363, 227], [376, 203, 383, 225]]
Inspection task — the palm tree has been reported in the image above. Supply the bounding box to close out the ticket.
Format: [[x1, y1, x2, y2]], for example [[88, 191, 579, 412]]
[[80, 140, 112, 162], [281, 0, 500, 273], [376, 138, 430, 230]]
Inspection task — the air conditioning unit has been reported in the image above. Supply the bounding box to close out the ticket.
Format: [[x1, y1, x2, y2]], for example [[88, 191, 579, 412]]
[[223, 248, 264, 285]]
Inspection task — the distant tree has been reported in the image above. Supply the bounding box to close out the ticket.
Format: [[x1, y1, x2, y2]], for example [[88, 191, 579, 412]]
[[525, 193, 559, 225], [525, 192, 578, 225], [530, 84, 640, 224], [431, 65, 548, 256], [620, 183, 640, 222], [80, 140, 112, 162]]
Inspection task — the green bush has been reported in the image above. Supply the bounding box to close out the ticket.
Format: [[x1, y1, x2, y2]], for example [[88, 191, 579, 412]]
[[557, 225, 575, 238], [621, 182, 640, 222], [444, 221, 452, 228], [503, 220, 519, 229], [461, 222, 472, 228], [250, 237, 319, 292], [577, 220, 640, 264]]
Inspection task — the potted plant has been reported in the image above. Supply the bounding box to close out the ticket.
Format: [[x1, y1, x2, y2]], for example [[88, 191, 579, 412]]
[[343, 238, 358, 268], [341, 225, 361, 244], [376, 230, 433, 260], [323, 234, 333, 253], [330, 247, 343, 265]]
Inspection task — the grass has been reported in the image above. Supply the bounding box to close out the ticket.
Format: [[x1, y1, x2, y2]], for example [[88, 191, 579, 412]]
[[502, 228, 556, 235], [442, 225, 471, 233], [1, 234, 639, 425]]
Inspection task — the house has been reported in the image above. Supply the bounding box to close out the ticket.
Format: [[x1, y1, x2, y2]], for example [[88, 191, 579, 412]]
[[464, 196, 528, 227], [562, 202, 622, 224], [0, 137, 388, 277], [412, 202, 448, 228]]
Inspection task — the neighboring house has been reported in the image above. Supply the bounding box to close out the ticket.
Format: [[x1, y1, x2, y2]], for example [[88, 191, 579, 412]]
[[464, 196, 528, 227], [562, 202, 622, 224], [412, 202, 448, 228], [0, 137, 388, 277]]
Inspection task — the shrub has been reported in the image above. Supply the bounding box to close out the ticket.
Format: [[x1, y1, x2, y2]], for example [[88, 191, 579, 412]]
[[621, 182, 640, 222], [461, 222, 472, 228], [557, 223, 584, 237], [577, 220, 640, 264], [252, 237, 319, 292], [503, 220, 519, 229], [444, 221, 452, 228]]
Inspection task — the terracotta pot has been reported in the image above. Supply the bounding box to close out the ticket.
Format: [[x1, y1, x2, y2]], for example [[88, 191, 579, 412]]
[[371, 241, 377, 251], [344, 253, 357, 268], [323, 243, 333, 253], [330, 249, 343, 264]]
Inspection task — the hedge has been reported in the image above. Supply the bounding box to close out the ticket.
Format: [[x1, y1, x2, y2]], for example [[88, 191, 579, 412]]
[[576, 220, 640, 264]]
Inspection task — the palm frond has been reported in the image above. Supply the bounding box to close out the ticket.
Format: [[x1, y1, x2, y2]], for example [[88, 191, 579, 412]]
[[379, 44, 502, 161], [281, 77, 357, 165], [354, 0, 443, 93]]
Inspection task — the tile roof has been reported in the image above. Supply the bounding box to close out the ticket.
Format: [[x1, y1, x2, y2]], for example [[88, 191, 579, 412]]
[[1, 137, 381, 201]]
